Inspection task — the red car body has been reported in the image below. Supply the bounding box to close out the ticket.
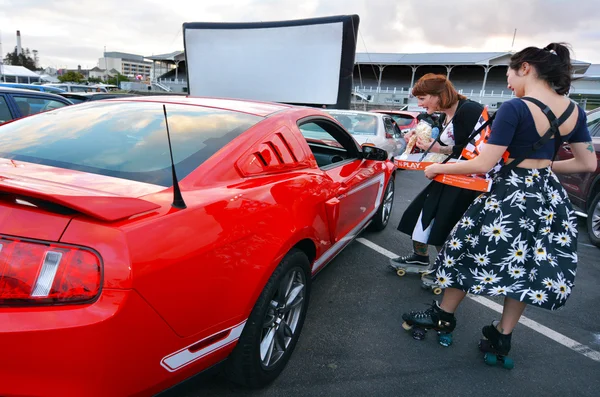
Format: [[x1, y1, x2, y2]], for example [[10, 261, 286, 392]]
[[371, 110, 420, 133], [0, 97, 395, 396]]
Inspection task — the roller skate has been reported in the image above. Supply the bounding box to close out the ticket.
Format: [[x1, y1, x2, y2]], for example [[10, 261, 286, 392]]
[[420, 271, 443, 295], [401, 300, 456, 347], [389, 253, 430, 277], [478, 321, 514, 369]]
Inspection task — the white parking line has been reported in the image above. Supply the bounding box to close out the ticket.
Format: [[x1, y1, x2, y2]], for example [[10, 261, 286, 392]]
[[356, 237, 600, 363]]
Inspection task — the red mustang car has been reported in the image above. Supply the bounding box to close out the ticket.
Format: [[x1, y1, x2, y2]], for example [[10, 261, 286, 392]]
[[0, 97, 396, 396]]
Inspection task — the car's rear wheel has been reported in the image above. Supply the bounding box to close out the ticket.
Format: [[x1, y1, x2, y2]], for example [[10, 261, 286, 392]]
[[225, 248, 311, 388], [587, 192, 600, 248], [369, 174, 395, 231]]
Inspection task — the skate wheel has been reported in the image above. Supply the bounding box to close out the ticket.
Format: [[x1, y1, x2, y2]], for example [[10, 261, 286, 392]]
[[438, 333, 453, 347], [433, 287, 442, 295], [396, 269, 406, 277], [484, 353, 497, 366], [478, 339, 490, 352], [412, 328, 426, 341], [502, 357, 514, 369], [402, 321, 413, 331]]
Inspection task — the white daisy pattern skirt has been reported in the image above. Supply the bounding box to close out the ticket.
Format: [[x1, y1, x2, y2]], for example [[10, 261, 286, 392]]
[[432, 166, 578, 311]]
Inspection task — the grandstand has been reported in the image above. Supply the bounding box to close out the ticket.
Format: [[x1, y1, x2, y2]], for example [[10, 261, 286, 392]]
[[149, 51, 600, 110], [352, 52, 599, 111]]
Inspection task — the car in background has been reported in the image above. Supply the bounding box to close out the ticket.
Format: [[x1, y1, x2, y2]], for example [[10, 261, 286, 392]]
[[556, 106, 600, 247], [325, 109, 405, 159], [58, 92, 136, 104], [44, 83, 108, 93], [372, 110, 420, 136], [0, 83, 66, 94], [0, 96, 396, 396], [0, 87, 73, 124]]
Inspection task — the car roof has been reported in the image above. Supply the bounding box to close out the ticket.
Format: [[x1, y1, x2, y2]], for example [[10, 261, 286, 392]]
[[109, 96, 293, 117], [0, 86, 70, 100], [324, 109, 382, 117], [372, 110, 420, 117]]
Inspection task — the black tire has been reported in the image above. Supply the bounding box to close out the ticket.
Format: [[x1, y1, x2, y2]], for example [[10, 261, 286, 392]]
[[587, 192, 600, 248], [369, 174, 395, 231], [225, 248, 311, 388]]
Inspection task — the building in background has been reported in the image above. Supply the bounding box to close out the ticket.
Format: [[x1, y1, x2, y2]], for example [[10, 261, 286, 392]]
[[98, 52, 152, 78]]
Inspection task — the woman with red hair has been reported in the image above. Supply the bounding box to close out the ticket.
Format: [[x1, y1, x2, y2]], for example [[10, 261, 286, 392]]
[[391, 73, 484, 278]]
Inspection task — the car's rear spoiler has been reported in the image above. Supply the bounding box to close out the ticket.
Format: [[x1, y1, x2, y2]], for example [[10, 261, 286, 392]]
[[0, 176, 161, 222]]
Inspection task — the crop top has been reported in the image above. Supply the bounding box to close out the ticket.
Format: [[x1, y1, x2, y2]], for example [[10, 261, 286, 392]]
[[487, 98, 591, 160]]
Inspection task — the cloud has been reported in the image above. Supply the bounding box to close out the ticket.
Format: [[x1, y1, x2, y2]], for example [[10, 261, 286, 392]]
[[0, 0, 598, 69]]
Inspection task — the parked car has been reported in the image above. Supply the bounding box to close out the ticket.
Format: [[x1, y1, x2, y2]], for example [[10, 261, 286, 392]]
[[0, 82, 66, 94], [372, 110, 421, 135], [0, 96, 396, 397], [0, 87, 73, 124], [556, 106, 600, 247], [325, 109, 406, 158], [58, 92, 136, 104], [44, 83, 108, 93]]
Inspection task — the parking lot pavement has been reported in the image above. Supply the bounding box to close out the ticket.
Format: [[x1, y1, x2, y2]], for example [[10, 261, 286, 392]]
[[183, 170, 600, 397]]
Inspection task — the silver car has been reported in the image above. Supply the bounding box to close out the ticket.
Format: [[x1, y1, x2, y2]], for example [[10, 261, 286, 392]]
[[325, 109, 405, 159]]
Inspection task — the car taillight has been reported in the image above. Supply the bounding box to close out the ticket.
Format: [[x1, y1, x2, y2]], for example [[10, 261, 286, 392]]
[[0, 236, 102, 306]]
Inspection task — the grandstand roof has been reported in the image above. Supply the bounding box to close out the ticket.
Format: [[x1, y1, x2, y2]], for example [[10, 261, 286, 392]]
[[355, 52, 509, 65], [578, 64, 600, 78], [354, 52, 591, 72], [146, 51, 185, 62]]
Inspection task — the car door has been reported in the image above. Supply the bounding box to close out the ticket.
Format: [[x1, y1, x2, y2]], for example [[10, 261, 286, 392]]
[[297, 118, 386, 245], [386, 116, 406, 154], [556, 109, 600, 201], [0, 94, 15, 124]]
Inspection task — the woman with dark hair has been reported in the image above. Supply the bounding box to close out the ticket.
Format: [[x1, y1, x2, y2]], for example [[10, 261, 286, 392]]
[[401, 43, 596, 359], [391, 74, 484, 275]]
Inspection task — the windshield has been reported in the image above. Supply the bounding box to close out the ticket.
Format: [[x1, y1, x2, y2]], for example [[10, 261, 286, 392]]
[[326, 111, 378, 135], [0, 101, 262, 186], [390, 115, 415, 127]]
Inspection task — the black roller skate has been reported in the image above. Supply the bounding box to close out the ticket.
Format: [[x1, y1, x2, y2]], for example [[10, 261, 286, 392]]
[[478, 321, 514, 369], [401, 300, 456, 347]]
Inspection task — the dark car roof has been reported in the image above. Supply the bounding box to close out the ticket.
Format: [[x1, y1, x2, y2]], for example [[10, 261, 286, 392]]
[[61, 92, 136, 98], [0, 86, 73, 101]]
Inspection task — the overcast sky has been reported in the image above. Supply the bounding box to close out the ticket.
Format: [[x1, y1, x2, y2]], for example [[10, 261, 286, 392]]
[[0, 0, 598, 69]]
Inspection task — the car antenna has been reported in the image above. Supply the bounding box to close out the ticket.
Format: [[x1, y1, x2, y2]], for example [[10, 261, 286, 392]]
[[162, 104, 187, 209]]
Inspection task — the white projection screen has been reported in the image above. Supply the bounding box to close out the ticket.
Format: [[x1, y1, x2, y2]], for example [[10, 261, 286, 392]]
[[183, 15, 360, 109]]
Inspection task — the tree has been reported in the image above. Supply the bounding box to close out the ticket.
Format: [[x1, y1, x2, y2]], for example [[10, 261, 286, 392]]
[[87, 77, 103, 84], [58, 71, 85, 83], [107, 73, 129, 86], [3, 46, 37, 70]]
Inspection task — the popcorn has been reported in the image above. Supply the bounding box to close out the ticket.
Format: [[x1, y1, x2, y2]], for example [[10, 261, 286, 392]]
[[403, 120, 432, 155]]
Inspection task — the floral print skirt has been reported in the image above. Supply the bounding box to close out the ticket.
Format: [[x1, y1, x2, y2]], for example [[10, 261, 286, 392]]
[[431, 167, 578, 311]]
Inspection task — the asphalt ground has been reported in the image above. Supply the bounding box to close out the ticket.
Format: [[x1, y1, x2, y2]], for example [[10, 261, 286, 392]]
[[180, 169, 600, 397]]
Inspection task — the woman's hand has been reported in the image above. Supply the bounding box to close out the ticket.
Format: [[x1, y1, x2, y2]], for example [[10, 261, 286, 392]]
[[424, 163, 443, 179], [404, 130, 415, 143], [416, 136, 440, 152]]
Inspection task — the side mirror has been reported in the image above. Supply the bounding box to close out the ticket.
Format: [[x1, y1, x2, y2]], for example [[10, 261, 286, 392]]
[[361, 145, 388, 161]]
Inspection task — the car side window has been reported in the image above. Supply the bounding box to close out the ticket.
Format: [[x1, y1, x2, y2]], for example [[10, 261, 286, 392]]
[[13, 96, 68, 116], [298, 118, 360, 170], [384, 117, 401, 139], [0, 95, 14, 123]]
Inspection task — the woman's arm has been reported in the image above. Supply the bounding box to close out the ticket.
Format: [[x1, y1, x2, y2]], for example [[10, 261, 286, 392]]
[[552, 141, 597, 173], [424, 143, 508, 179]]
